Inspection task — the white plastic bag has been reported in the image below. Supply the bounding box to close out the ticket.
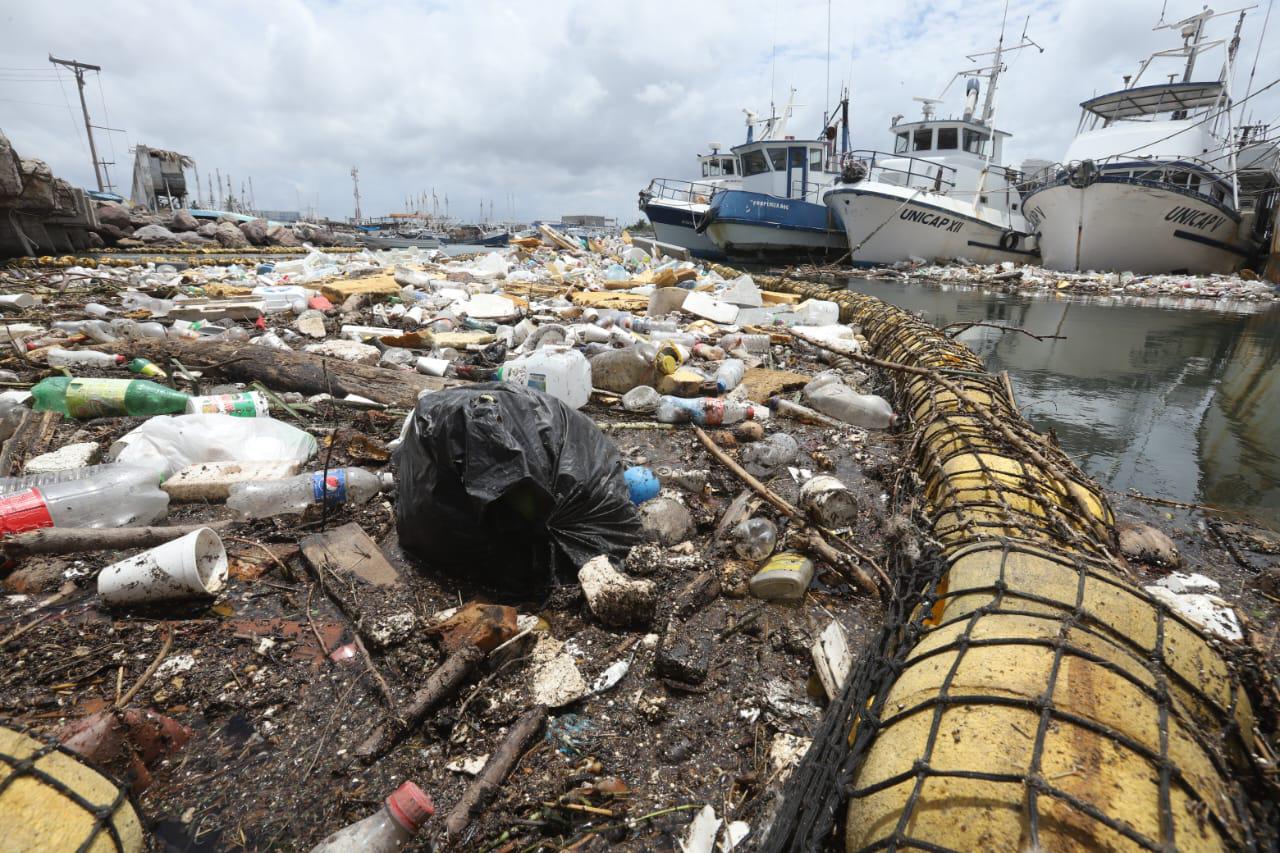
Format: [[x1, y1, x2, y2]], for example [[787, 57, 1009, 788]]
[[108, 414, 318, 479]]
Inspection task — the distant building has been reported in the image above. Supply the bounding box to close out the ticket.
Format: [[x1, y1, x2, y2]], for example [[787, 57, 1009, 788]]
[[258, 210, 302, 223], [562, 214, 615, 228]]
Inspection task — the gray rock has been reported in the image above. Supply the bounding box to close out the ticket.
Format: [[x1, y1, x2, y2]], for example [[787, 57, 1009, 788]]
[[175, 231, 212, 245], [240, 218, 269, 246], [332, 231, 359, 246], [16, 159, 54, 211], [267, 225, 300, 247], [94, 223, 131, 243], [133, 223, 180, 243], [307, 228, 336, 247], [0, 130, 22, 198], [169, 209, 198, 232], [213, 220, 249, 248], [85, 231, 104, 249], [196, 222, 218, 238], [94, 201, 132, 230], [128, 206, 157, 227], [639, 496, 694, 546]]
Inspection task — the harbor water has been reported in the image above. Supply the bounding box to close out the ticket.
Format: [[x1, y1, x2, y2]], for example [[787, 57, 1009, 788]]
[[848, 279, 1280, 531]]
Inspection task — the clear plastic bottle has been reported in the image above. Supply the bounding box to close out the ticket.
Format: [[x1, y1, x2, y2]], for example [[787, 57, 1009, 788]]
[[310, 781, 434, 853], [804, 379, 896, 429], [499, 347, 593, 409], [46, 349, 125, 370], [794, 299, 840, 326], [84, 302, 112, 318], [621, 385, 661, 413], [589, 345, 658, 394], [80, 320, 117, 344], [718, 333, 771, 354], [647, 330, 700, 347], [0, 464, 168, 535], [739, 433, 799, 476], [111, 318, 167, 340], [732, 517, 777, 561], [120, 292, 174, 316], [654, 396, 770, 426], [31, 377, 190, 418], [714, 359, 746, 393], [226, 467, 388, 519]]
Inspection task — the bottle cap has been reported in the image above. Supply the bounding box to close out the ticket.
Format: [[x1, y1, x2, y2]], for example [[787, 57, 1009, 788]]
[[385, 781, 435, 833]]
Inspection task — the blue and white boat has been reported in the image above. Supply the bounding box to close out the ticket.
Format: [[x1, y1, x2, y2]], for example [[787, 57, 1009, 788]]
[[638, 146, 741, 260], [699, 90, 851, 259]]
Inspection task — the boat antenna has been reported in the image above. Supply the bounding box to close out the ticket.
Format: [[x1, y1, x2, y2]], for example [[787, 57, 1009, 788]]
[[825, 0, 832, 127], [980, 0, 1010, 125], [770, 1, 778, 117], [1242, 0, 1274, 107]]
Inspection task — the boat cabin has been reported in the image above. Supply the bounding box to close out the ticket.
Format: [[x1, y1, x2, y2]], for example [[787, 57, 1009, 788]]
[[698, 153, 739, 179], [889, 119, 1007, 166], [729, 137, 840, 202]]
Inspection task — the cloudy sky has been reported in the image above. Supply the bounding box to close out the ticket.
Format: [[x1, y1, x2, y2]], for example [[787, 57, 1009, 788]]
[[2, 0, 1276, 225]]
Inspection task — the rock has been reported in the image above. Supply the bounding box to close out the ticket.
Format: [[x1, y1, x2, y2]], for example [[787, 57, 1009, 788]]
[[655, 624, 711, 684], [308, 228, 337, 247], [196, 222, 218, 238], [213, 221, 249, 248], [578, 555, 656, 628], [94, 201, 132, 230], [128, 207, 157, 227], [85, 231, 104, 249], [240, 218, 269, 246], [267, 225, 300, 247], [303, 339, 379, 364], [530, 636, 586, 707], [132, 223, 180, 244], [23, 442, 99, 474], [16, 159, 55, 211], [0, 130, 21, 198], [168, 209, 198, 232], [332, 231, 359, 246], [94, 223, 131, 242], [639, 495, 694, 545], [1118, 522, 1181, 568], [733, 421, 764, 442], [175, 231, 211, 245], [295, 309, 327, 338]]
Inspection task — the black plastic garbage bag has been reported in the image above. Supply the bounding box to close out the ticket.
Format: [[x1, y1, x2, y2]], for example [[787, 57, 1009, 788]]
[[394, 383, 642, 593]]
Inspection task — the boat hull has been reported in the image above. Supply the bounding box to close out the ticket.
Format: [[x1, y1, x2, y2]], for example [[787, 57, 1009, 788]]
[[703, 190, 846, 258], [825, 184, 1037, 267], [360, 235, 442, 250], [1023, 180, 1248, 274], [642, 199, 726, 260]]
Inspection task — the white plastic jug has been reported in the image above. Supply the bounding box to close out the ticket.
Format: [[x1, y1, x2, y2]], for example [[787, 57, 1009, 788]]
[[499, 347, 592, 410]]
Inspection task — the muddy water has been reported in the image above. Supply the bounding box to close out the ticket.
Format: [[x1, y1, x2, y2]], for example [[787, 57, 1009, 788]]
[[846, 279, 1280, 531]]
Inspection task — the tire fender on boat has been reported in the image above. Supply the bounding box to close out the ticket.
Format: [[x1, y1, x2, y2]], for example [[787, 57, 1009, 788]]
[[999, 231, 1020, 251]]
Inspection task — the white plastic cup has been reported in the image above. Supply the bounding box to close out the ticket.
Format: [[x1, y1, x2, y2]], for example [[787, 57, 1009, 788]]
[[97, 527, 228, 605]]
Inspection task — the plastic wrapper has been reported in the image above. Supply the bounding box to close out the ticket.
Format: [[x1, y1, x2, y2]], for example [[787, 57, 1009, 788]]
[[394, 383, 642, 593], [108, 414, 318, 479]]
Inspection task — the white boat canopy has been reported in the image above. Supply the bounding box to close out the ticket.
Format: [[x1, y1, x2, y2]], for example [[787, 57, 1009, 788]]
[[1081, 81, 1225, 120]]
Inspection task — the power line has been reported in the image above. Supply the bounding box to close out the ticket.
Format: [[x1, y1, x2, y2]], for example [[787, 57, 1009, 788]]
[[50, 64, 90, 164]]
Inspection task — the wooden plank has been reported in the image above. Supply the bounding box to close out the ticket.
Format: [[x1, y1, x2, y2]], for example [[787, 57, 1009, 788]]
[[300, 522, 418, 647], [761, 290, 803, 305], [570, 291, 650, 310], [319, 273, 401, 302]]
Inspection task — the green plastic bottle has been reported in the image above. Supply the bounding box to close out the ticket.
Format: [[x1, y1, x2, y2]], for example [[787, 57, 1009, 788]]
[[31, 377, 191, 418]]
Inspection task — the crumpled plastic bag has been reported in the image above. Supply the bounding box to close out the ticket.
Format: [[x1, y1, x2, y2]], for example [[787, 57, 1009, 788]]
[[394, 383, 642, 593], [108, 414, 318, 479]]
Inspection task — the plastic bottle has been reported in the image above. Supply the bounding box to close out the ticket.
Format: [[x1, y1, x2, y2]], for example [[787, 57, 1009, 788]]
[[654, 341, 688, 375], [128, 358, 167, 379], [80, 320, 117, 344], [589, 345, 657, 395], [167, 319, 212, 341], [804, 381, 896, 429], [46, 349, 125, 370], [748, 552, 815, 600], [31, 377, 190, 418], [310, 781, 434, 853], [647, 330, 700, 347], [84, 302, 112, 318], [691, 343, 726, 361], [111, 318, 167, 340], [252, 285, 310, 314], [627, 317, 677, 335], [732, 517, 778, 561], [186, 391, 269, 417], [794, 299, 840, 326], [714, 359, 746, 393], [498, 347, 592, 409], [226, 468, 388, 519], [0, 464, 168, 535], [120, 292, 174, 316], [739, 433, 799, 476], [621, 385, 661, 413], [718, 333, 771, 354], [654, 396, 770, 426]]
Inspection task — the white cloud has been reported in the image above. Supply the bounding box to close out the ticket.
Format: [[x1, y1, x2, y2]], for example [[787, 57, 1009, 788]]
[[0, 0, 1274, 225]]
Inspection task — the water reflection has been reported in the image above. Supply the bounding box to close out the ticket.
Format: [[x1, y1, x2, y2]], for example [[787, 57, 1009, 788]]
[[846, 279, 1280, 530]]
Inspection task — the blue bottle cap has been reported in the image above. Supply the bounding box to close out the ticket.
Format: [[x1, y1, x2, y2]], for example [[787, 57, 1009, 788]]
[[623, 466, 660, 505]]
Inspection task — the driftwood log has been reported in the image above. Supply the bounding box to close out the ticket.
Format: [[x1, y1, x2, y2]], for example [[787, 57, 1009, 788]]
[[99, 338, 456, 409], [443, 705, 547, 838], [2, 523, 231, 560]]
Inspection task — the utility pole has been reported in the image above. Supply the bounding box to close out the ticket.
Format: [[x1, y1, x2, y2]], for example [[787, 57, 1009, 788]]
[[48, 55, 107, 192], [350, 167, 362, 224], [248, 176, 256, 214]]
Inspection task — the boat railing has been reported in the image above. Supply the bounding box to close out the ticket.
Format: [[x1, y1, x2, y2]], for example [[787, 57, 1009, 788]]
[[1021, 155, 1235, 206], [840, 150, 958, 193], [641, 178, 723, 206]]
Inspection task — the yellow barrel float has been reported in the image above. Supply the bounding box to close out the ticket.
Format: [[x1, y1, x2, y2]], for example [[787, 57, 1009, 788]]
[[718, 268, 1262, 852], [0, 723, 144, 852]]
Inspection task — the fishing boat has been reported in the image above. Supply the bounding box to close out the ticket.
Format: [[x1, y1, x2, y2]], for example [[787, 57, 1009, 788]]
[[698, 89, 851, 260], [444, 224, 510, 247], [639, 144, 743, 260], [1022, 8, 1261, 274], [823, 27, 1041, 267]]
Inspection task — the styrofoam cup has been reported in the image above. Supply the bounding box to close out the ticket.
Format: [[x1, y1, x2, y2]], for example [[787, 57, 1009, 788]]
[[97, 528, 228, 606]]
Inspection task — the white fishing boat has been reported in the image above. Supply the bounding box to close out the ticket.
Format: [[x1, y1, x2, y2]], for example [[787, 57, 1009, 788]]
[[638, 146, 742, 260], [1023, 7, 1260, 274], [823, 26, 1042, 267]]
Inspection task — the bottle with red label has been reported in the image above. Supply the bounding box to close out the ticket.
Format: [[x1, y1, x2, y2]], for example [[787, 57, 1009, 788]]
[[654, 396, 770, 426], [225, 467, 389, 519], [310, 781, 434, 853], [0, 464, 169, 536]]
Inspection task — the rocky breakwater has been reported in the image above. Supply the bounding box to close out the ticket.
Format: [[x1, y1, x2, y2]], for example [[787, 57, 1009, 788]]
[[0, 129, 101, 257]]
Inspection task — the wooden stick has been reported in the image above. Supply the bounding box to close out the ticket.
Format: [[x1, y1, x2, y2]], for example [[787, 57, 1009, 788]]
[[444, 705, 547, 838], [801, 530, 880, 597], [116, 626, 173, 709], [4, 523, 231, 560], [355, 642, 484, 762]]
